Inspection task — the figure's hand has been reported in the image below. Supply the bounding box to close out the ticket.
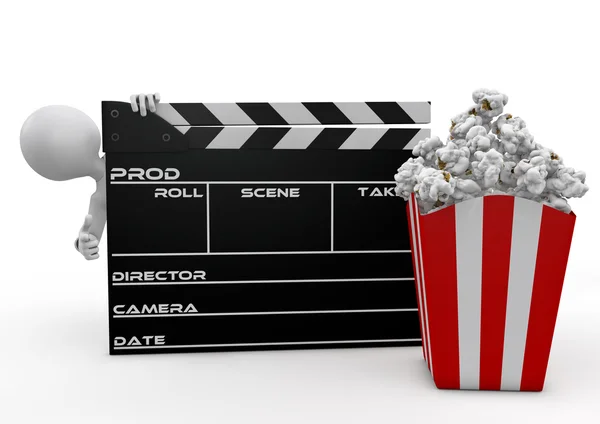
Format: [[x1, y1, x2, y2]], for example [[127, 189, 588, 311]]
[[77, 214, 99, 260], [130, 93, 161, 117]]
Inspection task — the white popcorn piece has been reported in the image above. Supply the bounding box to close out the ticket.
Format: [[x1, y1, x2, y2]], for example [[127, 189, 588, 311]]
[[499, 160, 518, 189], [493, 115, 536, 156], [472, 89, 509, 119], [514, 157, 548, 195], [466, 126, 501, 154], [542, 193, 572, 214], [546, 165, 589, 198], [412, 136, 444, 165], [395, 90, 589, 214], [529, 147, 563, 177], [452, 178, 482, 201], [435, 141, 471, 175], [414, 168, 455, 203], [450, 113, 485, 140], [472, 149, 504, 188], [394, 157, 426, 200]]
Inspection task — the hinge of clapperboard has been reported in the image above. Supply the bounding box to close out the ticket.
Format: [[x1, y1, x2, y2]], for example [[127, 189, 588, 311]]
[[101, 101, 431, 153]]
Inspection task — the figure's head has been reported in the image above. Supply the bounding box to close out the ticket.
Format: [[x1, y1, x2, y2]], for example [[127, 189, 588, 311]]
[[20, 105, 102, 181]]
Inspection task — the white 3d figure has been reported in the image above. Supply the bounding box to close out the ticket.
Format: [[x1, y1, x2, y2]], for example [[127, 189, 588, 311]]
[[20, 93, 160, 260]]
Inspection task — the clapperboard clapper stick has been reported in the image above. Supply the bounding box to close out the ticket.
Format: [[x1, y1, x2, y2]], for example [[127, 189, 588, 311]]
[[102, 101, 431, 354]]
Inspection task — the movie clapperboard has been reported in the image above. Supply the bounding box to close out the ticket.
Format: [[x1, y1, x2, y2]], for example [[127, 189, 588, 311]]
[[102, 100, 431, 355]]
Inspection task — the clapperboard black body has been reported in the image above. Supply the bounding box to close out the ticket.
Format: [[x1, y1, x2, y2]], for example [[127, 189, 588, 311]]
[[102, 100, 431, 355]]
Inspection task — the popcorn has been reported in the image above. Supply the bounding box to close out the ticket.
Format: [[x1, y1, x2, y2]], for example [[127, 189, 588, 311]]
[[542, 192, 572, 214], [465, 126, 500, 154], [395, 90, 589, 213], [435, 141, 471, 175], [412, 136, 444, 165], [414, 168, 455, 204], [546, 166, 589, 198], [394, 157, 425, 198], [512, 156, 548, 195], [472, 149, 504, 188], [472, 89, 509, 120], [493, 115, 536, 156], [529, 147, 563, 176], [452, 179, 482, 201]]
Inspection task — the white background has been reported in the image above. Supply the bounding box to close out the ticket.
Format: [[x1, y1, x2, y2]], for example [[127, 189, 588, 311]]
[[1, 1, 599, 422]]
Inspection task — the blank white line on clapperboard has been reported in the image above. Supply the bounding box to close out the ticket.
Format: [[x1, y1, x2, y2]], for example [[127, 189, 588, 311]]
[[113, 339, 423, 350], [112, 308, 418, 318], [110, 180, 399, 256]]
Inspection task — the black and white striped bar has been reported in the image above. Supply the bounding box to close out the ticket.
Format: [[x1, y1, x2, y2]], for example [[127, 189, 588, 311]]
[[156, 102, 431, 126], [180, 127, 430, 150]]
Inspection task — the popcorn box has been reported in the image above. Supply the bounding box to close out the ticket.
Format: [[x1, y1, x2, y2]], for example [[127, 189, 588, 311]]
[[406, 193, 576, 391]]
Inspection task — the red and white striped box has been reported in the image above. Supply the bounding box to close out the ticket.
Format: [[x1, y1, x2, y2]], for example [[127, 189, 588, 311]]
[[406, 193, 576, 391]]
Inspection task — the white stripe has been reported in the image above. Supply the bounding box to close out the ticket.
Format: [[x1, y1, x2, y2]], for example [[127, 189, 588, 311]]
[[155, 103, 189, 126], [110, 181, 397, 185], [205, 127, 257, 149], [397, 102, 431, 124], [112, 277, 414, 286], [412, 195, 434, 375], [338, 128, 388, 150], [334, 102, 384, 124], [403, 129, 431, 150], [112, 250, 410, 257], [206, 183, 210, 253], [175, 125, 190, 135], [273, 127, 323, 149], [409, 195, 429, 367], [113, 308, 418, 318], [331, 183, 334, 251], [501, 197, 543, 390], [113, 338, 422, 350], [204, 103, 254, 125], [455, 197, 484, 389], [270, 103, 320, 124]]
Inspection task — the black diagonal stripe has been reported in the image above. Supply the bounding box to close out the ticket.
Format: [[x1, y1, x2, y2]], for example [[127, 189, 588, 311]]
[[302, 103, 352, 125], [241, 127, 291, 149], [186, 127, 224, 149], [171, 103, 222, 126], [308, 128, 356, 149], [367, 102, 415, 124], [372, 129, 420, 150], [237, 103, 288, 125]]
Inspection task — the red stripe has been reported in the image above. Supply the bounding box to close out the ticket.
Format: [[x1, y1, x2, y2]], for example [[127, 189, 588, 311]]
[[418, 203, 460, 389], [479, 195, 514, 390], [520, 206, 576, 391], [407, 198, 427, 362]]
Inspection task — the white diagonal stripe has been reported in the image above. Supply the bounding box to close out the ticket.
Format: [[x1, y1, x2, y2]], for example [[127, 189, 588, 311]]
[[455, 197, 484, 389], [205, 127, 258, 149], [270, 103, 320, 125], [155, 103, 189, 126], [412, 195, 434, 376], [334, 102, 384, 124], [175, 126, 190, 135], [409, 195, 429, 368], [273, 128, 323, 149], [204, 103, 254, 125], [501, 197, 543, 391], [403, 129, 431, 150], [338, 128, 388, 150], [398, 102, 431, 124]]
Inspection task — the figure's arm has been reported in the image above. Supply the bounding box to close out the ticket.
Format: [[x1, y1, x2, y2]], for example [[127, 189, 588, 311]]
[[75, 93, 160, 260], [75, 183, 107, 260]]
